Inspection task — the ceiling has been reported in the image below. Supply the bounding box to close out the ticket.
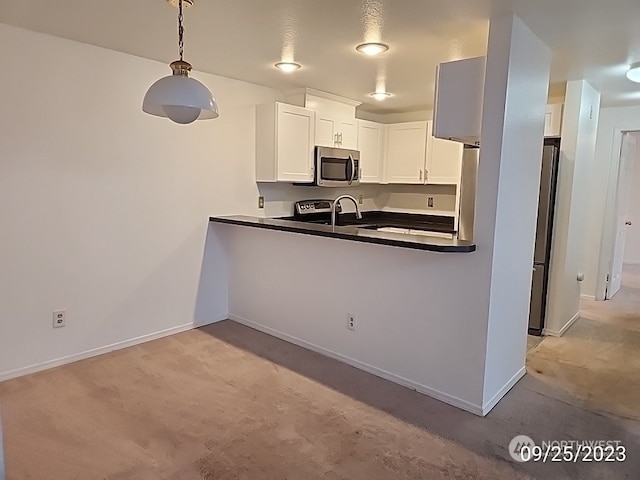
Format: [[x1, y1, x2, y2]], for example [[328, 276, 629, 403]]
[[2, 0, 640, 114]]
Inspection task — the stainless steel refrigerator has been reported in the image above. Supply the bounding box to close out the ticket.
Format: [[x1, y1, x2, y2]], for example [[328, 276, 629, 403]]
[[529, 140, 560, 335]]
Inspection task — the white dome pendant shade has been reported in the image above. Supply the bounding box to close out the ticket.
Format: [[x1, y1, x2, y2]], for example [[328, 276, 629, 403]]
[[142, 0, 218, 124], [143, 60, 218, 124]]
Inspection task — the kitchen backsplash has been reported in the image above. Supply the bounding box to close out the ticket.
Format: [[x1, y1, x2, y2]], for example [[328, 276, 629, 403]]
[[379, 184, 457, 216], [258, 183, 456, 218]]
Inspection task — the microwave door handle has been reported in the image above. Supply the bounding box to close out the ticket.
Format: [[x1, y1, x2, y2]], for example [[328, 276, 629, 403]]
[[348, 154, 355, 185], [345, 155, 352, 185]]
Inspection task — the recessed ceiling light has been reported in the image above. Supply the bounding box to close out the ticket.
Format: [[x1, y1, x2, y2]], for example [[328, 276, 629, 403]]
[[356, 42, 389, 56], [275, 62, 302, 73], [627, 62, 640, 83], [370, 92, 392, 101]]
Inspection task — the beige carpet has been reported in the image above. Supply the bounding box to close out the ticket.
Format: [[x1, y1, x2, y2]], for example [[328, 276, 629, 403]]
[[1, 270, 640, 479], [527, 264, 640, 421], [0, 324, 528, 480]]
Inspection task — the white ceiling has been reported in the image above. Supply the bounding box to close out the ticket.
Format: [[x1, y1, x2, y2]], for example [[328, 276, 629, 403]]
[[2, 0, 640, 113]]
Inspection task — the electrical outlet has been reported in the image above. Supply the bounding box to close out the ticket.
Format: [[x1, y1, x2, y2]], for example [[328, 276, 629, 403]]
[[258, 196, 265, 209], [347, 314, 356, 331], [358, 194, 364, 205], [427, 197, 434, 208], [53, 309, 66, 328]]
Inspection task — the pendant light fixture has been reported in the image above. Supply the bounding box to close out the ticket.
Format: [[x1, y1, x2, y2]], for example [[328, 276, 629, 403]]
[[627, 62, 640, 83], [143, 0, 218, 124]]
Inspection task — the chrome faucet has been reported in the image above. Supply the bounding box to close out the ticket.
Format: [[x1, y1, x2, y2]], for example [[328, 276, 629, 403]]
[[331, 194, 362, 228]]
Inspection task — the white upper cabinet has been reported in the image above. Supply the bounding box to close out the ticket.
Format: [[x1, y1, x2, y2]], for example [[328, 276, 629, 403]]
[[255, 102, 315, 183], [544, 103, 563, 137], [382, 120, 462, 186], [357, 120, 384, 183], [384, 121, 428, 184], [427, 125, 463, 185], [337, 118, 358, 149], [286, 89, 361, 149], [433, 56, 486, 146], [309, 95, 358, 148]]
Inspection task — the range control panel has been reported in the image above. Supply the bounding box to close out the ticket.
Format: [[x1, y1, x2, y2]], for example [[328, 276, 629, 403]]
[[294, 200, 341, 216]]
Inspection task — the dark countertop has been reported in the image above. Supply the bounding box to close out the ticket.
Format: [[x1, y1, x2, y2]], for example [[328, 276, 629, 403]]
[[280, 210, 457, 234], [209, 215, 475, 253]]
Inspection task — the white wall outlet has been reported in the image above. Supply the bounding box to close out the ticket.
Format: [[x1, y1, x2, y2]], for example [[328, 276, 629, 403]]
[[347, 313, 356, 331], [428, 197, 435, 208], [53, 309, 66, 328], [258, 196, 265, 209], [358, 194, 364, 205]]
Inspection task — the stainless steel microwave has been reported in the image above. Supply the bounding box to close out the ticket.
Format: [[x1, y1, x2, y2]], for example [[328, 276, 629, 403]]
[[315, 146, 360, 187]]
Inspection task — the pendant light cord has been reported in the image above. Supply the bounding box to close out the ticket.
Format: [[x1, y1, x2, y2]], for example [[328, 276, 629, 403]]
[[178, 0, 184, 61]]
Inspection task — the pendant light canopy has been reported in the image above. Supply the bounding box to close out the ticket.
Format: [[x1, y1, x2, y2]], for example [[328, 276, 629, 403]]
[[143, 0, 218, 124]]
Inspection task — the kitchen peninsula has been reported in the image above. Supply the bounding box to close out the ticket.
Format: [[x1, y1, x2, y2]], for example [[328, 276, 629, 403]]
[[207, 213, 489, 416]]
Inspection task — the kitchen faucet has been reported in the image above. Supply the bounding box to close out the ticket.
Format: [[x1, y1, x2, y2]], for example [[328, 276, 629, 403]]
[[331, 194, 362, 228]]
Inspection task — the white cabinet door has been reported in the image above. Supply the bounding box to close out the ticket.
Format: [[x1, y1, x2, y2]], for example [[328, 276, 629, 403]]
[[307, 95, 358, 148], [427, 129, 463, 185], [339, 119, 358, 149], [357, 120, 384, 183], [544, 104, 563, 137], [433, 56, 485, 145], [315, 113, 338, 148], [256, 102, 315, 183], [384, 121, 428, 184], [276, 103, 315, 181]]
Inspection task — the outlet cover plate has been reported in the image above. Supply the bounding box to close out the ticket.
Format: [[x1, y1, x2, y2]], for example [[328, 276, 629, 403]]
[[53, 309, 66, 328]]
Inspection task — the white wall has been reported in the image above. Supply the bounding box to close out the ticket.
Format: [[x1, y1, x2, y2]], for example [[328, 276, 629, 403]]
[[583, 106, 640, 299], [0, 23, 278, 380], [225, 225, 489, 413], [478, 15, 550, 405], [544, 80, 600, 333], [623, 133, 640, 264]]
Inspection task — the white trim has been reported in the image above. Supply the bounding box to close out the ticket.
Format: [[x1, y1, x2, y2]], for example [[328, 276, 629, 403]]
[[481, 366, 526, 416], [284, 88, 362, 107], [229, 314, 484, 416], [0, 409, 4, 480], [580, 294, 596, 300], [542, 311, 580, 337], [0, 315, 228, 383]]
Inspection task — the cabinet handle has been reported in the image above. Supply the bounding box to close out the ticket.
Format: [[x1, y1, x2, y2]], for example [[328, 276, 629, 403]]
[[425, 169, 428, 182], [339, 132, 343, 145], [420, 169, 423, 181]]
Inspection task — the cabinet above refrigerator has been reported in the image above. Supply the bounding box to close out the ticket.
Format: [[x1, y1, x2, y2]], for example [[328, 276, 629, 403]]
[[433, 56, 486, 146]]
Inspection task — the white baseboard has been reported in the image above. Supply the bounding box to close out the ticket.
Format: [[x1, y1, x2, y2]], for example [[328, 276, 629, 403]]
[[228, 314, 484, 416], [542, 312, 580, 337], [0, 315, 228, 383], [580, 294, 596, 300], [481, 367, 526, 416]]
